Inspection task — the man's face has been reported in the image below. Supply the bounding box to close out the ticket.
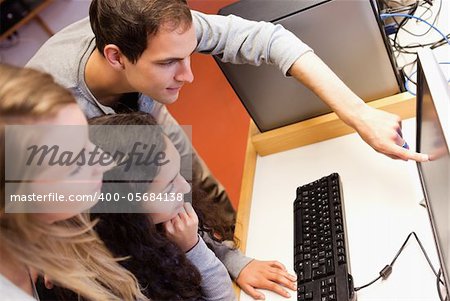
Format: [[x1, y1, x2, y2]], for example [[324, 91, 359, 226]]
[[122, 23, 197, 104]]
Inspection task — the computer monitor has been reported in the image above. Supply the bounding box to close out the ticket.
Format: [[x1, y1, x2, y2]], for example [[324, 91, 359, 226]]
[[416, 48, 450, 298], [216, 0, 404, 132]]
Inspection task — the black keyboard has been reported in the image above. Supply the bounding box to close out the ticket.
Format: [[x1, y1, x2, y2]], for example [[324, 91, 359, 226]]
[[294, 173, 356, 301]]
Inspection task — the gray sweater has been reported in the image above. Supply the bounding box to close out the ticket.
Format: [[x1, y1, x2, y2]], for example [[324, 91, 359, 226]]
[[26, 10, 312, 280], [187, 236, 237, 301]]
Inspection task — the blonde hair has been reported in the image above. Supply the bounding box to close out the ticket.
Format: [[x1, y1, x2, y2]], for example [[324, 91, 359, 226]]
[[0, 64, 148, 301]]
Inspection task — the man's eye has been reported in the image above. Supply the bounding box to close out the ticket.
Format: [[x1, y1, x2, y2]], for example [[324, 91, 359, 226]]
[[160, 61, 176, 66]]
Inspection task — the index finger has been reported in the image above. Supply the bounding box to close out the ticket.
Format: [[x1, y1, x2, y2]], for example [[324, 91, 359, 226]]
[[183, 202, 198, 221], [268, 261, 287, 271], [183, 202, 195, 215], [390, 145, 429, 162]]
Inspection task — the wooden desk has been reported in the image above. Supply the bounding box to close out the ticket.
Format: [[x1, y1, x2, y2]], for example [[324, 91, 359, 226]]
[[235, 93, 442, 300]]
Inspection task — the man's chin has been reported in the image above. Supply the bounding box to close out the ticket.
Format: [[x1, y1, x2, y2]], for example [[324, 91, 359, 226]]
[[155, 94, 179, 105]]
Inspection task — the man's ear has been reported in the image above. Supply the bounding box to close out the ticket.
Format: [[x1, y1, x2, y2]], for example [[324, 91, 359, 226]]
[[104, 44, 126, 70]]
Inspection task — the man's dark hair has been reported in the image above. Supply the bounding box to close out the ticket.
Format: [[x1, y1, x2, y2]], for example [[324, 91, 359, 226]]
[[90, 0, 193, 63]]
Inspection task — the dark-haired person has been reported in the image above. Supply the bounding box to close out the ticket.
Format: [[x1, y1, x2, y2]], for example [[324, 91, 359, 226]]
[[26, 0, 428, 299], [89, 112, 238, 300]]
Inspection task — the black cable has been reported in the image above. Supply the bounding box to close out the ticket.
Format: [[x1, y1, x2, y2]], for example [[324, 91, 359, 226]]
[[402, 68, 417, 85], [431, 33, 450, 49], [354, 274, 382, 291], [390, 38, 421, 54], [437, 269, 448, 301], [414, 0, 442, 37], [392, 0, 419, 43], [388, 0, 443, 53], [389, 31, 450, 59], [393, 33, 450, 48], [416, 2, 433, 21], [354, 231, 444, 292], [400, 59, 418, 86], [396, 0, 441, 37], [400, 58, 417, 71]]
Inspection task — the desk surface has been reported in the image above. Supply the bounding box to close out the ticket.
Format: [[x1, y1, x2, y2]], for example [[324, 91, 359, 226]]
[[240, 118, 441, 300]]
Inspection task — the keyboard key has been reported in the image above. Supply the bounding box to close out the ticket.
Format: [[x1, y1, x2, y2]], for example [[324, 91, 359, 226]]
[[326, 259, 335, 274], [298, 271, 305, 283], [304, 261, 312, 281]]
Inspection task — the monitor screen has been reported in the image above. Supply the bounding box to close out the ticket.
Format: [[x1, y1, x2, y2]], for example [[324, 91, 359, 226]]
[[416, 49, 450, 298]]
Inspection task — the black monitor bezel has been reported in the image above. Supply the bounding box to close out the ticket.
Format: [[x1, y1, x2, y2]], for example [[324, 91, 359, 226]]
[[416, 49, 450, 298]]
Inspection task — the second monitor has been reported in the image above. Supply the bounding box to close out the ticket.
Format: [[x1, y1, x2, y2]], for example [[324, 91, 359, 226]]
[[416, 48, 450, 299]]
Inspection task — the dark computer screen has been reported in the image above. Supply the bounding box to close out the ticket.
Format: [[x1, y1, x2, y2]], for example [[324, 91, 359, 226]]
[[416, 49, 450, 298]]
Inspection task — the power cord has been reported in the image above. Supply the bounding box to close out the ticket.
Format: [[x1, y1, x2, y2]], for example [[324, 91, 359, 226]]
[[380, 13, 450, 46], [437, 269, 448, 301], [398, 0, 441, 37], [354, 232, 445, 293]]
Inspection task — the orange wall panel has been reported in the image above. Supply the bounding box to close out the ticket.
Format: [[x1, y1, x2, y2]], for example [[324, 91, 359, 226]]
[[167, 1, 248, 208]]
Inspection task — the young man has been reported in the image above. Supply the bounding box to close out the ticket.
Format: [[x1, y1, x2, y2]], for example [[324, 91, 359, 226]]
[[27, 0, 428, 299]]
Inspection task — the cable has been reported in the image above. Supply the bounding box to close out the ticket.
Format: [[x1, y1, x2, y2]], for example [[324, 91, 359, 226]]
[[385, 1, 449, 53], [390, 38, 423, 54], [354, 231, 444, 292], [390, 1, 419, 43], [404, 69, 417, 95], [398, 0, 441, 37], [391, 33, 450, 49], [437, 269, 448, 301], [380, 13, 450, 46], [413, 0, 442, 37], [404, 62, 450, 95], [431, 34, 450, 49]]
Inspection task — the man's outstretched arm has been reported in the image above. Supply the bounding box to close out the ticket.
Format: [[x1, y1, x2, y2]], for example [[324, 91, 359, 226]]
[[288, 52, 428, 162]]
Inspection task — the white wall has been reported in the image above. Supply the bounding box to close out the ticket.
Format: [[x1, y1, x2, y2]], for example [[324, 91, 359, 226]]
[[0, 0, 91, 66]]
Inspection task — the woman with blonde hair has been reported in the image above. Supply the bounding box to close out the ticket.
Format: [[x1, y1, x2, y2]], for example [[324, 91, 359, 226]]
[[0, 64, 148, 301]]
